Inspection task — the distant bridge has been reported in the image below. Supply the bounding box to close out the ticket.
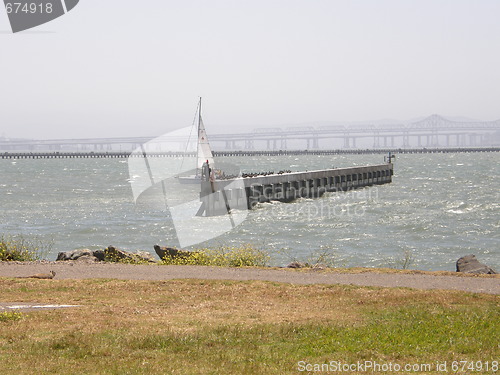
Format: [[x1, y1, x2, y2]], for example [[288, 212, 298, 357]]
[[216, 115, 500, 149], [1, 115, 499, 152], [2, 148, 499, 160]]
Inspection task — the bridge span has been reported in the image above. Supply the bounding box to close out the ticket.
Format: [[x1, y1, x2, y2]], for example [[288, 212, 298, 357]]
[[1, 114, 498, 152]]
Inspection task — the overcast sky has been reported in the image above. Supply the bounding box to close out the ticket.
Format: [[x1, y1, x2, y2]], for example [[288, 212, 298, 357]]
[[1, 0, 499, 139]]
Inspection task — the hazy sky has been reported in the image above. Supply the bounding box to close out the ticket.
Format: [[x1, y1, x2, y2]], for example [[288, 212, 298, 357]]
[[1, 0, 499, 139]]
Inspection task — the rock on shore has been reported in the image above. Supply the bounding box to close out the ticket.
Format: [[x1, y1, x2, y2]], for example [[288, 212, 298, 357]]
[[456, 255, 497, 275], [154, 245, 196, 260], [57, 247, 156, 264]]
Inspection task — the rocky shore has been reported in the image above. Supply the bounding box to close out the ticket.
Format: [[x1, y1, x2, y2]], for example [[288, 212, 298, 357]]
[[2, 242, 498, 294]]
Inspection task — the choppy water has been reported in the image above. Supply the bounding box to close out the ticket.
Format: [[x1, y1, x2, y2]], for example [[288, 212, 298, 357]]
[[0, 153, 498, 271]]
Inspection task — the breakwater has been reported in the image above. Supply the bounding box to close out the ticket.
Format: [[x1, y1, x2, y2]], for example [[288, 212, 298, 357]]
[[199, 162, 394, 216], [1, 147, 499, 159]]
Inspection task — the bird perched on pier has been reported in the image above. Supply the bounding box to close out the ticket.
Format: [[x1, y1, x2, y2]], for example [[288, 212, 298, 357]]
[[17, 271, 56, 279]]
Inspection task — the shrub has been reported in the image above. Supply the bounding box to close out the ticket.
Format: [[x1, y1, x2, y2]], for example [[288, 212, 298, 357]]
[[160, 244, 270, 267], [0, 235, 52, 261], [0, 311, 23, 322], [279, 247, 342, 268], [385, 249, 415, 270], [305, 248, 341, 268]]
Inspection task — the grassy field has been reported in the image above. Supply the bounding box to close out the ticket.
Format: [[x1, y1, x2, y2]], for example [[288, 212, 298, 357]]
[[0, 278, 498, 374]]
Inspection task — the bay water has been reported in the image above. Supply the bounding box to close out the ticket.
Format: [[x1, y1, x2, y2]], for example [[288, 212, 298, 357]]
[[0, 152, 498, 271]]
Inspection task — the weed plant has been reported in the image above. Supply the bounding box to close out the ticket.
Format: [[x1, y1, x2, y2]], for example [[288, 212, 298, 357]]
[[0, 311, 23, 322], [0, 234, 52, 261], [385, 249, 415, 269], [279, 246, 342, 268], [160, 244, 270, 267]]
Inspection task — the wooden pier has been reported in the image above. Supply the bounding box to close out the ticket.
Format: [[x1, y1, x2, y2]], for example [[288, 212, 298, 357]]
[[198, 162, 394, 216]]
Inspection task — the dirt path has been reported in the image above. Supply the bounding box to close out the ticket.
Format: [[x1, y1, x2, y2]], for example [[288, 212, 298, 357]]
[[1, 262, 498, 295]]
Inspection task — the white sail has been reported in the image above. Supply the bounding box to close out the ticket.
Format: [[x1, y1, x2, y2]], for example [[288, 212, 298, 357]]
[[196, 100, 215, 170]]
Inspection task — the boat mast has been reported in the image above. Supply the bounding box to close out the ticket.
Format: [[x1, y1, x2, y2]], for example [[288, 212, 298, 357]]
[[196, 97, 202, 175], [198, 97, 202, 130]]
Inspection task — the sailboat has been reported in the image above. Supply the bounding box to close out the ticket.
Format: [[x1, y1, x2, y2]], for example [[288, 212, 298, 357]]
[[178, 98, 215, 184]]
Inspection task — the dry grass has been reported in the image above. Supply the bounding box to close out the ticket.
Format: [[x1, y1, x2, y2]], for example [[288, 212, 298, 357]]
[[2, 278, 496, 328], [0, 278, 498, 374], [0, 279, 363, 329], [289, 266, 500, 278]]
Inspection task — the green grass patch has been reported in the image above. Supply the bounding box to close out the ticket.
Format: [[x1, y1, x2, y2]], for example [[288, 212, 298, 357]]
[[0, 278, 497, 374]]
